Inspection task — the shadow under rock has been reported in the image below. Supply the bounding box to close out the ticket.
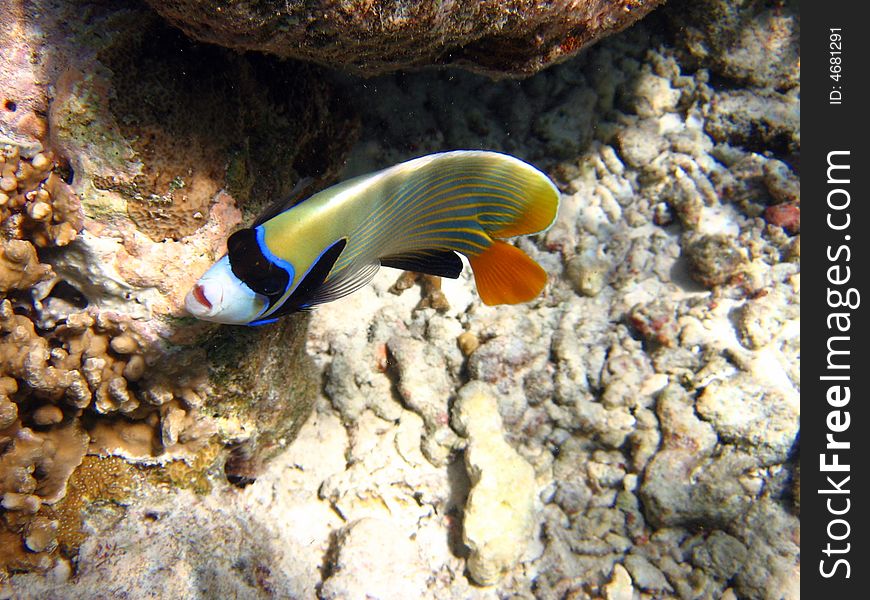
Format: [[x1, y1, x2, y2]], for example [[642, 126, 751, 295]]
[[445, 456, 472, 559]]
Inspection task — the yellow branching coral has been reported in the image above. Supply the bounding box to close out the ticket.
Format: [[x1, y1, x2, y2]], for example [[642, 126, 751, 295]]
[[0, 145, 82, 248], [0, 239, 53, 293], [0, 288, 217, 576]]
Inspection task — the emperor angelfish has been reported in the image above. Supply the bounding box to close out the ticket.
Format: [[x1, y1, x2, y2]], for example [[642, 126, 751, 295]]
[[185, 150, 560, 325]]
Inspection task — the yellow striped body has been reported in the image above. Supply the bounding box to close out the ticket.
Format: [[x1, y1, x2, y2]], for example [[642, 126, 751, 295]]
[[260, 151, 560, 312]]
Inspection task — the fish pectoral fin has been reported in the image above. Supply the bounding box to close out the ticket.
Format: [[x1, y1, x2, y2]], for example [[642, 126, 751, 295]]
[[293, 238, 347, 302], [467, 240, 548, 305], [301, 240, 381, 309], [302, 260, 381, 308], [262, 238, 349, 318], [380, 250, 464, 279]]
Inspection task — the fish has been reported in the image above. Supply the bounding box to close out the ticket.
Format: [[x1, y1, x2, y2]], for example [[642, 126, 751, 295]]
[[184, 150, 560, 325]]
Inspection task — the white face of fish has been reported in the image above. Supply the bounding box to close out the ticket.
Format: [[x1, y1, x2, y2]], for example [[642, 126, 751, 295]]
[[184, 256, 268, 325]]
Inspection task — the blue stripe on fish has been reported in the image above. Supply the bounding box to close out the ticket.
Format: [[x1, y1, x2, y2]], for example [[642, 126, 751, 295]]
[[256, 226, 296, 288]]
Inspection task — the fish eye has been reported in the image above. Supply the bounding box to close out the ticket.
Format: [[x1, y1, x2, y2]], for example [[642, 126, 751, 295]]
[[226, 228, 291, 297]]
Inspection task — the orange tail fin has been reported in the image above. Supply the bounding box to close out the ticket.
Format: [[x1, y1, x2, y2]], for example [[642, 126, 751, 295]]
[[467, 240, 548, 305]]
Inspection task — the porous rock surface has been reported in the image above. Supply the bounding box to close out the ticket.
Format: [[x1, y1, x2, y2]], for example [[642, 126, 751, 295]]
[[145, 0, 666, 78], [4, 0, 799, 597]]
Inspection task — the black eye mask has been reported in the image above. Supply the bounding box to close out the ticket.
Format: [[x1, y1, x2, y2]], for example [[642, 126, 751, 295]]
[[226, 228, 291, 298]]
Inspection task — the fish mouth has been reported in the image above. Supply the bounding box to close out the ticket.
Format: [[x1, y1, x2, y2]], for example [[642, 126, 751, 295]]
[[185, 283, 218, 317], [192, 284, 212, 310], [184, 256, 270, 324]]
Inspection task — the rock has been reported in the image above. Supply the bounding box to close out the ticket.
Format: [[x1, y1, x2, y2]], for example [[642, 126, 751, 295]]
[[683, 233, 748, 287], [387, 333, 460, 466], [320, 518, 427, 600], [145, 0, 666, 78], [705, 89, 800, 156], [764, 203, 800, 234], [452, 381, 538, 585], [763, 159, 800, 205], [696, 377, 798, 465], [691, 531, 749, 582], [616, 120, 669, 169], [624, 554, 673, 594], [666, 0, 799, 90], [467, 319, 551, 401], [551, 437, 593, 516], [631, 72, 681, 118], [604, 563, 635, 600], [628, 300, 678, 347], [323, 328, 402, 423], [318, 410, 444, 528], [9, 491, 315, 598], [731, 499, 800, 600], [456, 331, 480, 357], [639, 383, 717, 527], [532, 87, 598, 158], [736, 297, 780, 350], [564, 253, 609, 297]]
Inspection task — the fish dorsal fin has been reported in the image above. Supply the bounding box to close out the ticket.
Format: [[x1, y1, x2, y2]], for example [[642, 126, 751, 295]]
[[343, 151, 560, 272], [380, 250, 463, 279], [252, 176, 317, 227], [377, 151, 560, 241], [467, 240, 547, 305]]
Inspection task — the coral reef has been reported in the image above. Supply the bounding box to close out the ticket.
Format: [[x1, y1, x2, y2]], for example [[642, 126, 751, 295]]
[[0, 295, 219, 573], [668, 0, 800, 91], [0, 0, 353, 582], [145, 0, 666, 78], [291, 2, 798, 597], [0, 2, 51, 155], [3, 0, 799, 597]]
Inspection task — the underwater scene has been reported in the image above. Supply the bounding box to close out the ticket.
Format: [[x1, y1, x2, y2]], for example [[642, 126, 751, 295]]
[[1, 0, 799, 598]]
